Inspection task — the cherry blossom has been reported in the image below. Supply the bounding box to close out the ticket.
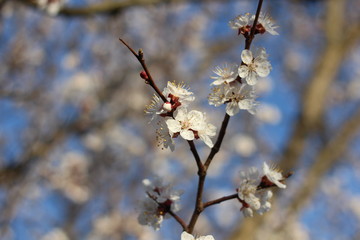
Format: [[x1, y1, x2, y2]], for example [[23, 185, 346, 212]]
[[209, 83, 258, 116], [166, 107, 216, 147], [238, 48, 271, 86], [252, 12, 279, 35], [229, 13, 251, 35], [163, 81, 195, 107], [210, 63, 239, 85], [261, 162, 287, 188]]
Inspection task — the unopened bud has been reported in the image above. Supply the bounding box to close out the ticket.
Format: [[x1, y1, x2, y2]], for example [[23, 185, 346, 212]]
[[140, 71, 149, 80], [162, 102, 172, 112]]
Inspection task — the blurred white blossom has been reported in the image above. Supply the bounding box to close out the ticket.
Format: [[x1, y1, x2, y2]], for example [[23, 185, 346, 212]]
[[138, 177, 183, 230], [232, 134, 257, 157], [41, 228, 69, 240], [256, 103, 282, 124], [47, 151, 90, 203], [37, 0, 66, 16]]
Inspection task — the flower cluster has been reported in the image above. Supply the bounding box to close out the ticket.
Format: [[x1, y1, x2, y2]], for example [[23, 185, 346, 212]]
[[146, 81, 216, 150], [229, 12, 279, 36], [237, 162, 286, 217], [138, 177, 183, 230], [135, 8, 286, 239], [208, 13, 275, 116]]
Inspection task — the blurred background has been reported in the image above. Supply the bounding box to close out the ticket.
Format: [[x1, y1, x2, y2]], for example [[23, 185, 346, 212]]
[[1, 0, 360, 239]]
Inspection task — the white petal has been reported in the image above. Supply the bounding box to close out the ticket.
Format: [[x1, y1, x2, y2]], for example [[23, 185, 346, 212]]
[[180, 130, 194, 140], [238, 65, 249, 78], [181, 232, 195, 240], [242, 207, 253, 217], [238, 99, 255, 110], [245, 71, 258, 85], [226, 102, 240, 116], [203, 236, 215, 240], [174, 107, 187, 121], [199, 134, 214, 148], [241, 50, 253, 65], [166, 119, 181, 133], [255, 61, 271, 77]]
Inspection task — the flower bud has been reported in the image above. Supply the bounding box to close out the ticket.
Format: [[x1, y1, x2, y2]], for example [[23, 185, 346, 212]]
[[140, 71, 149, 80], [162, 102, 172, 112]]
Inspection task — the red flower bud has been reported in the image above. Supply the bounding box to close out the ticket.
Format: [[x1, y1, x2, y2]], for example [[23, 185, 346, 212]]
[[140, 71, 149, 80]]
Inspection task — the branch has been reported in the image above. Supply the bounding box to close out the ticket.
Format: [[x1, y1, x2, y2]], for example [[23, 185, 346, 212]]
[[188, 0, 264, 232], [203, 193, 238, 208], [119, 39, 167, 102], [17, 0, 228, 17], [168, 210, 189, 232]]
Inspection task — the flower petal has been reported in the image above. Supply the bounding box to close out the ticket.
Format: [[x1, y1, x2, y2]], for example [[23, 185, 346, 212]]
[[166, 119, 181, 133], [245, 71, 258, 85], [180, 130, 194, 140], [238, 65, 249, 78], [241, 50, 253, 65]]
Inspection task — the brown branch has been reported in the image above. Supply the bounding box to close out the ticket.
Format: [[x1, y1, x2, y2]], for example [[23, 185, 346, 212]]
[[119, 39, 167, 102], [17, 0, 228, 17], [168, 210, 189, 232], [203, 193, 238, 208], [188, 0, 264, 232]]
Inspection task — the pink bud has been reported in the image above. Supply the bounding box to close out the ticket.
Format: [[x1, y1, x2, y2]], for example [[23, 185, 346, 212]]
[[140, 71, 148, 80]]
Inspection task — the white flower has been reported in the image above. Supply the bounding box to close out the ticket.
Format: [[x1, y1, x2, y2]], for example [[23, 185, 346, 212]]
[[145, 94, 171, 122], [252, 12, 279, 35], [237, 167, 261, 210], [229, 12, 278, 36], [225, 83, 258, 116], [238, 48, 271, 86], [163, 81, 195, 106], [208, 85, 229, 107], [166, 108, 216, 147], [138, 198, 163, 230], [229, 13, 251, 35], [211, 63, 239, 85], [262, 162, 286, 188], [181, 231, 215, 240], [166, 108, 203, 140]]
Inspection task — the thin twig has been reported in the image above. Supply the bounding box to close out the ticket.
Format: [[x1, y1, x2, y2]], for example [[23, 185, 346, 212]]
[[245, 0, 263, 50], [119, 38, 167, 102], [203, 193, 238, 208], [168, 210, 189, 232]]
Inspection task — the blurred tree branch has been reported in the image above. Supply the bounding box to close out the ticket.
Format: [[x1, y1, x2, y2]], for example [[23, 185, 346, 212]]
[[16, 0, 224, 17]]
